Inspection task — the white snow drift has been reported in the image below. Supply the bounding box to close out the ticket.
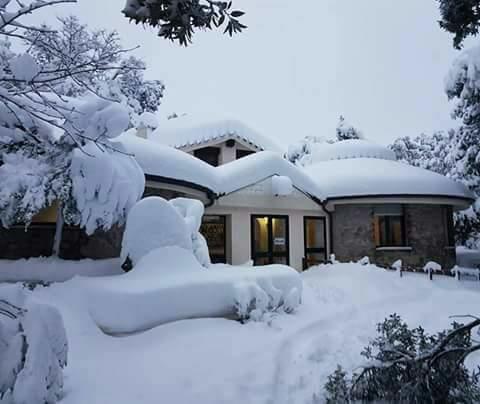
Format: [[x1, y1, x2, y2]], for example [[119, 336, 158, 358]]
[[88, 246, 302, 334]]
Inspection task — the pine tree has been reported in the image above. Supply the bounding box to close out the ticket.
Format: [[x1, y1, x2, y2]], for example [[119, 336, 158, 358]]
[[336, 116, 363, 141]]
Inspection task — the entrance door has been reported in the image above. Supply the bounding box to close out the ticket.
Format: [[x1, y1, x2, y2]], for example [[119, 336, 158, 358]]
[[304, 217, 327, 269], [251, 215, 289, 266], [200, 215, 226, 263]]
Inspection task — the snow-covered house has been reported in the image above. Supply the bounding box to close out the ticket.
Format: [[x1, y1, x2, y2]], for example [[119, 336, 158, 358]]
[[118, 118, 473, 272], [0, 117, 473, 272]]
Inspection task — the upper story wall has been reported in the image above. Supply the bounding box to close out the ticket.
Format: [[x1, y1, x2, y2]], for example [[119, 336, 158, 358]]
[[187, 139, 257, 166]]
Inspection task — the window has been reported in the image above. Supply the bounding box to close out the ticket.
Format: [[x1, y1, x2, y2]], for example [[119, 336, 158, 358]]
[[200, 215, 226, 263], [373, 205, 406, 247], [251, 215, 289, 266], [236, 149, 255, 160], [304, 217, 326, 269], [193, 147, 220, 167]]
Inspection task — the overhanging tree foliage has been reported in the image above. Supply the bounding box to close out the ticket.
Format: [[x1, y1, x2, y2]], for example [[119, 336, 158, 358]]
[[0, 1, 145, 255], [122, 0, 246, 45], [438, 0, 480, 49]]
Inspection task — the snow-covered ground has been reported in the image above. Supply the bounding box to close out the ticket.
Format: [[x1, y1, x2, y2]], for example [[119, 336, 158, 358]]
[[16, 262, 480, 404]]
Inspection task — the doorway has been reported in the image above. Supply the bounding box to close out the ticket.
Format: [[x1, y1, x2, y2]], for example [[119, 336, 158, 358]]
[[251, 215, 289, 266], [304, 216, 327, 269], [200, 215, 227, 263]]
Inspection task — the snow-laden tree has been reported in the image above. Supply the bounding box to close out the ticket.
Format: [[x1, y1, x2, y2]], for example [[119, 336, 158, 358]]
[[325, 314, 480, 403], [0, 1, 145, 256], [444, 44, 480, 248], [390, 131, 456, 176], [336, 115, 364, 142], [123, 0, 246, 45], [25, 16, 165, 127], [285, 136, 332, 166], [0, 285, 68, 404]]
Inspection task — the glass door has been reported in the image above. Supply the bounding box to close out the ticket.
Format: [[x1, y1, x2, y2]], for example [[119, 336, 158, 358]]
[[304, 217, 327, 269], [200, 215, 226, 263], [251, 215, 289, 266]]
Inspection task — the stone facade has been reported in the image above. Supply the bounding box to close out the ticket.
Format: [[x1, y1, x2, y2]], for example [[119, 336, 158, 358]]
[[331, 204, 456, 271], [0, 225, 123, 260]]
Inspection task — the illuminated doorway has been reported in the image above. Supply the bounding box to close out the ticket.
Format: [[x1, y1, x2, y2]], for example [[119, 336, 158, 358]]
[[251, 215, 289, 266]]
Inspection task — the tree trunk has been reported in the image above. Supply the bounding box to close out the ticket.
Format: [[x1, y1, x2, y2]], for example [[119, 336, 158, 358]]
[[52, 202, 64, 257]]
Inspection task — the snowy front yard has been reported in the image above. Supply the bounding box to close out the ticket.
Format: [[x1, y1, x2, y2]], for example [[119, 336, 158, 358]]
[[14, 262, 479, 404]]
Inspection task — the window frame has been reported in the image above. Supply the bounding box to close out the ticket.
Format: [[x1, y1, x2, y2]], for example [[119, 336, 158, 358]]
[[303, 216, 327, 269], [374, 205, 407, 248], [250, 215, 290, 266]]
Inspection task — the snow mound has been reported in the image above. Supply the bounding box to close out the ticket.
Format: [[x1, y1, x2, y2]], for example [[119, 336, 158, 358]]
[[308, 139, 396, 163], [0, 285, 68, 404], [170, 198, 211, 268], [138, 112, 158, 130], [9, 54, 39, 82], [88, 246, 302, 334], [121, 197, 192, 267], [152, 117, 282, 152]]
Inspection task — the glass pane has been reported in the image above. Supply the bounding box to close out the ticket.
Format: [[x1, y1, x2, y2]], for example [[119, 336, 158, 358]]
[[272, 218, 287, 253], [378, 216, 388, 246], [390, 217, 403, 246], [254, 217, 269, 253], [272, 256, 287, 265], [305, 218, 325, 249], [305, 253, 325, 268], [200, 215, 226, 263], [254, 256, 270, 266]]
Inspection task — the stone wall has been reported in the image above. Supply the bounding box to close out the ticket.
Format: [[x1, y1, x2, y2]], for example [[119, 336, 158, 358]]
[[331, 204, 456, 271], [0, 225, 123, 260]]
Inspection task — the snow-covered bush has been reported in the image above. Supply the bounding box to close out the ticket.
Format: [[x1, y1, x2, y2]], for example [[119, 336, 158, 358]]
[[121, 197, 192, 268], [324, 314, 480, 403], [336, 116, 364, 142], [0, 285, 68, 404]]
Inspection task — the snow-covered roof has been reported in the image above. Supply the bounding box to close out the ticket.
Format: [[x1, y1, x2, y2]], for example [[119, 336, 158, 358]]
[[309, 139, 396, 162], [150, 117, 281, 152], [305, 158, 474, 202], [118, 130, 217, 192], [118, 132, 324, 200], [119, 132, 473, 206]]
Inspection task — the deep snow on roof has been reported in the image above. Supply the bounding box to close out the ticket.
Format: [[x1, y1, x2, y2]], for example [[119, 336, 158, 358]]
[[305, 158, 474, 201], [150, 117, 281, 152], [309, 139, 396, 162], [118, 132, 324, 200], [119, 132, 473, 205], [118, 130, 217, 191]]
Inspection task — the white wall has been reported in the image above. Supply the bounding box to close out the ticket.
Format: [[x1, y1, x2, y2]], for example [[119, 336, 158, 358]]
[[205, 206, 329, 272]]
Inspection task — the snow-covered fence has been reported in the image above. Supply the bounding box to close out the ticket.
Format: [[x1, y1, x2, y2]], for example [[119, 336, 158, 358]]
[[0, 286, 68, 404]]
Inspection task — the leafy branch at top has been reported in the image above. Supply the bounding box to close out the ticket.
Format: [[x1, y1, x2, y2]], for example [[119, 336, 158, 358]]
[[122, 0, 246, 46]]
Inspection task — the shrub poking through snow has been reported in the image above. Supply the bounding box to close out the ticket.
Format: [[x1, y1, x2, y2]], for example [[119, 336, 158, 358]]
[[424, 261, 442, 279], [324, 314, 480, 403], [0, 286, 68, 404], [324, 366, 349, 404]]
